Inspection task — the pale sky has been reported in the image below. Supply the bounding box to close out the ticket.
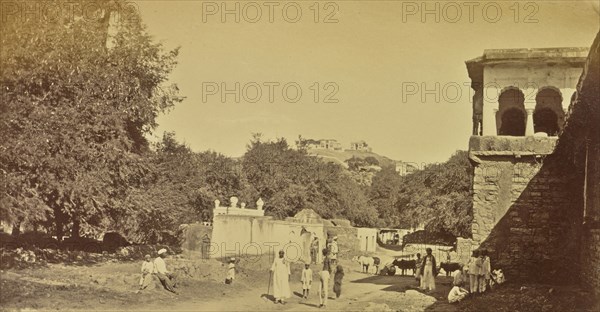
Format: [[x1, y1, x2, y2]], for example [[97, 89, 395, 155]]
[[138, 0, 599, 164]]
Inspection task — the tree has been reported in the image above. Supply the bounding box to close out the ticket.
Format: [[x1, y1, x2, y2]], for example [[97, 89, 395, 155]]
[[369, 151, 473, 237], [120, 132, 251, 243], [0, 0, 181, 239], [242, 135, 377, 227]]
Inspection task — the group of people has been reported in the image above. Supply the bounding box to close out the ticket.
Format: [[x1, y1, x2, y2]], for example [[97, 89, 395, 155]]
[[138, 248, 178, 294], [270, 235, 343, 308], [411, 248, 501, 304], [446, 249, 495, 303]]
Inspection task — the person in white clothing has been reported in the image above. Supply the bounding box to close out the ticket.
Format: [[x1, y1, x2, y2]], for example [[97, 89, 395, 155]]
[[154, 248, 177, 294], [139, 254, 154, 290], [467, 250, 481, 294], [301, 263, 313, 299], [270, 250, 291, 304], [226, 257, 236, 284], [448, 285, 469, 303]]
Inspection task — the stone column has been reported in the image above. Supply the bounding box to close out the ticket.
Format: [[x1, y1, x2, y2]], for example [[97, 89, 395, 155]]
[[482, 85, 499, 136], [483, 104, 497, 136], [526, 108, 535, 136]]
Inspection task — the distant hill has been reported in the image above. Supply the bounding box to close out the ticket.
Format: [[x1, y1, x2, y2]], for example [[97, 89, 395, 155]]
[[306, 149, 398, 168]]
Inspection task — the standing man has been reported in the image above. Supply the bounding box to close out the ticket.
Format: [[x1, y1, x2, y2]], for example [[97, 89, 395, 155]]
[[329, 236, 339, 269], [419, 248, 437, 292], [468, 250, 481, 294], [154, 249, 177, 294], [480, 249, 491, 293], [414, 253, 423, 284], [318, 248, 332, 308], [311, 236, 320, 264], [270, 250, 291, 304]]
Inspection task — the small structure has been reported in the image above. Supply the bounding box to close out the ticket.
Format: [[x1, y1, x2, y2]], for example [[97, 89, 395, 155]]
[[349, 140, 372, 152], [213, 197, 265, 217], [357, 228, 378, 252], [319, 139, 342, 150], [466, 47, 587, 137], [395, 161, 419, 176]]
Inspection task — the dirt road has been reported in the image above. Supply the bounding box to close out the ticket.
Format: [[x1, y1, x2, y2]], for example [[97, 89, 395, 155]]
[[2, 254, 596, 312], [138, 265, 449, 312]]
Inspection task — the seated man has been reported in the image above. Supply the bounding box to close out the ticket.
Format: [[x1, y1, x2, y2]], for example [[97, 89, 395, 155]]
[[154, 248, 178, 294]]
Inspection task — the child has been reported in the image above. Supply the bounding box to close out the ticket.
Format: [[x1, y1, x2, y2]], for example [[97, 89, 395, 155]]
[[448, 285, 469, 303], [225, 257, 236, 284], [333, 265, 344, 298], [139, 254, 154, 290], [301, 263, 313, 299]]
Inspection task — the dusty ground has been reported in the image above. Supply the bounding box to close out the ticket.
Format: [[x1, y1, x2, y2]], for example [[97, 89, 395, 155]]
[[1, 253, 598, 312]]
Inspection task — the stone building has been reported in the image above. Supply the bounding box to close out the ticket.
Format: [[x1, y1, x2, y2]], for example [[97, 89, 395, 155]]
[[349, 140, 372, 152], [395, 161, 419, 176], [319, 139, 342, 150], [466, 47, 588, 137], [466, 33, 599, 294]]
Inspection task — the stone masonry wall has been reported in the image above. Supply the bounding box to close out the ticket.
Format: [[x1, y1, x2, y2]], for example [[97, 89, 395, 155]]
[[470, 137, 583, 284], [581, 228, 600, 293]]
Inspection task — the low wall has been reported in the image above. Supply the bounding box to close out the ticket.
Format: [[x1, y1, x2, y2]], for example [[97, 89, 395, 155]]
[[401, 243, 454, 260], [211, 214, 325, 262]]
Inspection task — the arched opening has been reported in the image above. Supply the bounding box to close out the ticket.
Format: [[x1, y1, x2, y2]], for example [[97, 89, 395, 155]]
[[533, 108, 559, 136], [534, 88, 564, 136], [497, 88, 526, 136], [500, 108, 526, 136]]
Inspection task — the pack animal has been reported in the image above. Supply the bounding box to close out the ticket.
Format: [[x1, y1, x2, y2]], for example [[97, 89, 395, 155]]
[[392, 259, 416, 276], [440, 262, 461, 277], [352, 256, 381, 274]]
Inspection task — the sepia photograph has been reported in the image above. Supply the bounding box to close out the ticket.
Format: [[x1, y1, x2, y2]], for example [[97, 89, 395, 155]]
[[0, 0, 599, 311]]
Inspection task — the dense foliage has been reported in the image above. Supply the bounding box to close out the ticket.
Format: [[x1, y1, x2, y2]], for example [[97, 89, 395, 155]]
[[0, 0, 180, 239], [0, 0, 474, 244], [368, 151, 474, 238]]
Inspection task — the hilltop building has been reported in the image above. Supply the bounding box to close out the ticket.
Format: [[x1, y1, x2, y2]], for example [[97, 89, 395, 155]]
[[319, 139, 342, 150], [395, 161, 419, 176], [349, 140, 372, 152]]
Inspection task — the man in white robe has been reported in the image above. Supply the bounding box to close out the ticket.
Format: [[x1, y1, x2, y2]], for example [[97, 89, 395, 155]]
[[270, 250, 291, 304]]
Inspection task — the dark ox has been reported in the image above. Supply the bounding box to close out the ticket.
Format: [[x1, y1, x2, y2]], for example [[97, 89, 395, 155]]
[[440, 262, 461, 276], [392, 259, 416, 276]]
